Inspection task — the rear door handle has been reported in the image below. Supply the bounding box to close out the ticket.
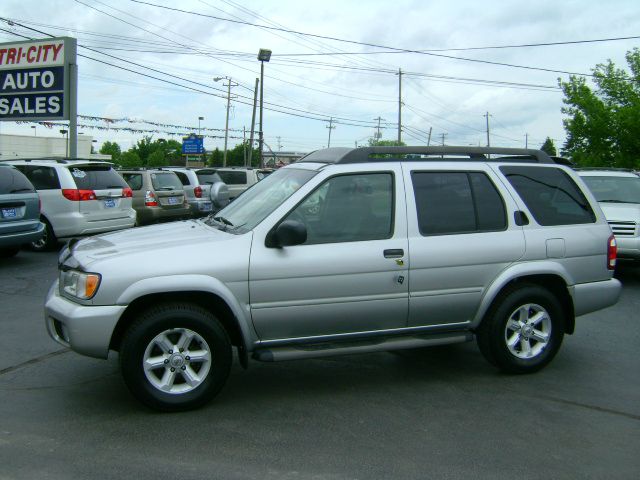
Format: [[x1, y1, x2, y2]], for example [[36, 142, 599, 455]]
[[383, 249, 404, 258]]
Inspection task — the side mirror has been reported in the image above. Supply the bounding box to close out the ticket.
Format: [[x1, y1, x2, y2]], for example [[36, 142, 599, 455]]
[[266, 220, 307, 248]]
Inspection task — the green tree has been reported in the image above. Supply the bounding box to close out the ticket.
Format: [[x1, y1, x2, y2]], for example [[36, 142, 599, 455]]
[[208, 148, 223, 167], [99, 141, 121, 161], [559, 48, 640, 168], [130, 136, 156, 165], [540, 137, 557, 156], [118, 151, 142, 168], [147, 150, 167, 167], [367, 139, 407, 147]]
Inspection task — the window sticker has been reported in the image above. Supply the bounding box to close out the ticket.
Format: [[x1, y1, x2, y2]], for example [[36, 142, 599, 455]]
[[71, 168, 87, 179]]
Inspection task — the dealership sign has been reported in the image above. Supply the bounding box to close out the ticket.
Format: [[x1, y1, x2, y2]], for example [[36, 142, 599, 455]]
[[0, 37, 76, 121], [182, 134, 205, 154]]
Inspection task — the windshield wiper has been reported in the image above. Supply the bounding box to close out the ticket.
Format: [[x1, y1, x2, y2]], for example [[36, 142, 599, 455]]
[[213, 216, 234, 227]]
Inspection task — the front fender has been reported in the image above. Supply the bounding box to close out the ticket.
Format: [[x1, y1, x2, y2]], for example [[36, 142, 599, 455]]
[[116, 274, 256, 347], [471, 261, 575, 327]]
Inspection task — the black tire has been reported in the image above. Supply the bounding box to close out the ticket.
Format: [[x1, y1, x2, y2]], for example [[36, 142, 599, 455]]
[[120, 302, 232, 411], [476, 284, 565, 374], [0, 246, 20, 258], [30, 218, 57, 252]]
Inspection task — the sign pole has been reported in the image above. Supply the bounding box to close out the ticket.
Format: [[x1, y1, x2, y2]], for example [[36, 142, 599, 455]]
[[69, 61, 77, 158]]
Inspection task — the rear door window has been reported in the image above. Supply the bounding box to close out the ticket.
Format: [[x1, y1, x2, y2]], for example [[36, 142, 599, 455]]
[[122, 173, 143, 190], [16, 165, 60, 190], [69, 165, 127, 189], [412, 171, 506, 235], [500, 166, 595, 226]]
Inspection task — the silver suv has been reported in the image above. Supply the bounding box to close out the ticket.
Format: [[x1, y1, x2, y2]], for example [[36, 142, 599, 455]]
[[45, 147, 621, 411], [118, 169, 191, 226], [213, 167, 273, 200], [577, 169, 640, 262], [8, 159, 136, 251], [165, 167, 230, 216]]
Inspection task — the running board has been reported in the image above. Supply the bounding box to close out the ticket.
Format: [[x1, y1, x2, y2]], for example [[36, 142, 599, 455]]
[[252, 333, 473, 362]]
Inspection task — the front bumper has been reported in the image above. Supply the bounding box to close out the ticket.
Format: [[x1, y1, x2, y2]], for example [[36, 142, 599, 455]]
[[44, 281, 126, 359]]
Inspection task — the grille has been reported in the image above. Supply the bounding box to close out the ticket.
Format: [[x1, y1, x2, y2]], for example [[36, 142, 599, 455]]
[[608, 221, 638, 237]]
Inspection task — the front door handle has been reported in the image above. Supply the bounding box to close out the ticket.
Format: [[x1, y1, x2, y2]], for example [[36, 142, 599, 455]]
[[383, 249, 404, 258]]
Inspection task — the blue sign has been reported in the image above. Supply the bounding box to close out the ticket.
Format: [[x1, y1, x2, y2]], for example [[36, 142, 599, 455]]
[[182, 134, 204, 155]]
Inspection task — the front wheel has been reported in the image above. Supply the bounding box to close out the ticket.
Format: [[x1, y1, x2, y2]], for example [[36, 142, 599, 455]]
[[476, 285, 565, 374], [120, 303, 232, 411]]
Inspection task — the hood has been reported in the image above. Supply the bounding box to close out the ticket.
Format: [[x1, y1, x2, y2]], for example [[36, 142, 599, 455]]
[[599, 202, 640, 222], [68, 220, 232, 267]]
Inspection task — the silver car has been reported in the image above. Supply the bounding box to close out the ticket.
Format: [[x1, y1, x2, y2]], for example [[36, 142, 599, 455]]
[[45, 146, 621, 411], [577, 169, 640, 262], [165, 167, 230, 217], [9, 159, 136, 251]]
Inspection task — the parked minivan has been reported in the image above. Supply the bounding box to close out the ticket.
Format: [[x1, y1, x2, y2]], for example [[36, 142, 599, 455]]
[[0, 164, 44, 257], [9, 159, 136, 251]]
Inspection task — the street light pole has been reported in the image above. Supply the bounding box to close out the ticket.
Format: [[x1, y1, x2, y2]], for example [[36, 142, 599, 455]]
[[198, 116, 204, 136], [257, 48, 272, 169]]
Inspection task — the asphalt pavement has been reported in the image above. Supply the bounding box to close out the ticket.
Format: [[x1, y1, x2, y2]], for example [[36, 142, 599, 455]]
[[0, 250, 639, 480]]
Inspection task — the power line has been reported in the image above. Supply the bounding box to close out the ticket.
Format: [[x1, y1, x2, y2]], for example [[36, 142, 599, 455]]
[[128, 0, 600, 77]]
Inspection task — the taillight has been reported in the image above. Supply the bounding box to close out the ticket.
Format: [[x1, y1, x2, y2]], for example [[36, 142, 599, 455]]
[[194, 186, 202, 198], [607, 234, 617, 270], [122, 187, 133, 198], [144, 190, 158, 207], [62, 189, 97, 201]]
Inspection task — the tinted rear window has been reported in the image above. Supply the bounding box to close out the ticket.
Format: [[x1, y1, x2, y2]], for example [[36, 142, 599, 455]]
[[196, 171, 223, 185], [217, 170, 247, 185], [500, 166, 595, 226], [150, 172, 183, 190], [70, 165, 127, 189], [0, 167, 36, 194]]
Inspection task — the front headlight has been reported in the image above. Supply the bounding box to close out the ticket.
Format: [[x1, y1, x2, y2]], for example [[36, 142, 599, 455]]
[[60, 269, 101, 300]]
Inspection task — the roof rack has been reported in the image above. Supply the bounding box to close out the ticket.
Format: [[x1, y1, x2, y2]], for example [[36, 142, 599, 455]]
[[574, 167, 637, 173], [297, 146, 556, 165], [0, 157, 112, 164]]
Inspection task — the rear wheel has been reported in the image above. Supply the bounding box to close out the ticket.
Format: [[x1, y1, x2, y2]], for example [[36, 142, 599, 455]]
[[120, 302, 232, 411], [30, 218, 57, 252], [477, 285, 565, 374]]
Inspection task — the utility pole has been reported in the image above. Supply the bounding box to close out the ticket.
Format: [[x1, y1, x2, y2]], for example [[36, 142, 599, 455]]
[[525, 133, 529, 149], [222, 78, 237, 167], [374, 116, 385, 141], [440, 132, 447, 146], [243, 127, 247, 166], [427, 126, 433, 146], [326, 117, 336, 148], [397, 68, 402, 144], [247, 78, 259, 167], [276, 136, 282, 151], [483, 112, 491, 147]]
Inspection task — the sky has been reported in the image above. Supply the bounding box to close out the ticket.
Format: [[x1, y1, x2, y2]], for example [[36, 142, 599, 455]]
[[1, 0, 639, 155]]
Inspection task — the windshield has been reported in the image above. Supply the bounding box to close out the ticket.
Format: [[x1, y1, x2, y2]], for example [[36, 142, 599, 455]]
[[204, 167, 317, 233], [581, 175, 640, 204]]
